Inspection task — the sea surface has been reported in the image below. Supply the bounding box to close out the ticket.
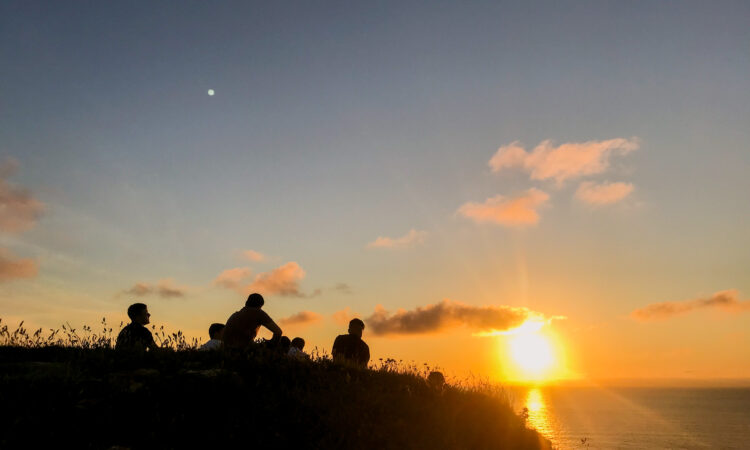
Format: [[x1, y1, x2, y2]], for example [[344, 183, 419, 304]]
[[507, 386, 750, 449]]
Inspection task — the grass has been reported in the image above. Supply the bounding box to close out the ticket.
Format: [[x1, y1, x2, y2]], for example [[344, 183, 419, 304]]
[[0, 318, 552, 449]]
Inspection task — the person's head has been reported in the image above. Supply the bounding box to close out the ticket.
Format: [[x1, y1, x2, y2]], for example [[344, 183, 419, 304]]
[[127, 303, 150, 326], [279, 336, 291, 352], [291, 337, 305, 351], [427, 371, 446, 390], [208, 323, 225, 340], [348, 318, 365, 338], [246, 293, 264, 308]]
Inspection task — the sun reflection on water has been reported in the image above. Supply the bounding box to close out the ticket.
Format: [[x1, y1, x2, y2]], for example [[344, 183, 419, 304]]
[[525, 388, 553, 438]]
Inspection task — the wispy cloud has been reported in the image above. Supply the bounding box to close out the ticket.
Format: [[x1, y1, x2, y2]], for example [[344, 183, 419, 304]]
[[0, 157, 45, 234], [123, 282, 152, 297], [631, 290, 750, 321], [242, 250, 265, 262], [248, 261, 306, 297], [365, 299, 546, 336], [0, 159, 42, 282], [279, 310, 323, 327], [213, 267, 253, 291], [489, 138, 639, 184], [156, 279, 186, 298], [332, 307, 361, 325], [367, 229, 428, 250], [458, 188, 549, 227], [0, 248, 37, 281], [333, 282, 353, 295], [576, 181, 634, 205], [214, 262, 309, 297], [121, 279, 187, 299]]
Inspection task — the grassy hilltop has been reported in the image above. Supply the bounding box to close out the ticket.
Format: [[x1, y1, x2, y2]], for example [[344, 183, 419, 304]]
[[0, 320, 551, 449]]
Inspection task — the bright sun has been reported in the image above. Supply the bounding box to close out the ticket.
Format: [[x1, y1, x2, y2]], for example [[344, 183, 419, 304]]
[[508, 329, 554, 378]]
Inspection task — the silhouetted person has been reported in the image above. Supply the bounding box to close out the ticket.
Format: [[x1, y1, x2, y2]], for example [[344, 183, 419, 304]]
[[332, 318, 370, 368], [199, 323, 225, 351], [288, 337, 308, 359], [115, 303, 158, 351], [427, 371, 446, 391], [277, 336, 291, 354], [222, 293, 282, 350]]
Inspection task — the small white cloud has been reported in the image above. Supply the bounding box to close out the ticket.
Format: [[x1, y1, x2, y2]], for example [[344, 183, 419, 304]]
[[458, 188, 549, 227], [242, 250, 265, 262], [367, 229, 428, 250], [575, 181, 634, 205], [489, 138, 639, 184]]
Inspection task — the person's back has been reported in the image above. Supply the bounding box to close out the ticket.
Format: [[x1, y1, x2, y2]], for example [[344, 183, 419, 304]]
[[222, 293, 282, 350], [116, 303, 157, 352], [332, 318, 369, 368]]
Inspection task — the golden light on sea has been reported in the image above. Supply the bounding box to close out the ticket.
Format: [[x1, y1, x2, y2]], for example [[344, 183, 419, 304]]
[[524, 388, 552, 437]]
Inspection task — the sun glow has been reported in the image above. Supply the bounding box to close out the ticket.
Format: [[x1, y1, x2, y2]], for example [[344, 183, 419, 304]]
[[510, 333, 553, 373], [502, 320, 561, 382]]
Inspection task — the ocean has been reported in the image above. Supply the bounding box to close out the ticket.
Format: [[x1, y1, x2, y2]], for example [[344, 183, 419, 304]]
[[508, 386, 750, 449]]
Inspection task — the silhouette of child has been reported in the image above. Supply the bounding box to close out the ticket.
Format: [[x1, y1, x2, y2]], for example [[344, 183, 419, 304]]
[[199, 323, 224, 351], [115, 303, 158, 352], [288, 337, 308, 359], [427, 371, 446, 391]]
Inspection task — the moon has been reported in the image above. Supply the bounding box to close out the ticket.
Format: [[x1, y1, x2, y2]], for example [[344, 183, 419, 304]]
[[207, 89, 215, 96]]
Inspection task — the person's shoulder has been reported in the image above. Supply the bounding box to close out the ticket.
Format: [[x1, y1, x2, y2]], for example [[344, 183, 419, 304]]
[[118, 323, 135, 335]]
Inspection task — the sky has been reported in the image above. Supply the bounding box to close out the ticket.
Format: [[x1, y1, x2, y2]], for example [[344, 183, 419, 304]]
[[1, 1, 749, 385]]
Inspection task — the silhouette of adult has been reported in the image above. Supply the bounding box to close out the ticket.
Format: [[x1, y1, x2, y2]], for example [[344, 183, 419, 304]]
[[222, 293, 282, 350], [332, 318, 370, 368], [115, 303, 158, 351]]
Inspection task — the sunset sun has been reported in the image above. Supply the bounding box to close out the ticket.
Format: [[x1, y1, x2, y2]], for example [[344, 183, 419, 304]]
[[505, 324, 556, 381]]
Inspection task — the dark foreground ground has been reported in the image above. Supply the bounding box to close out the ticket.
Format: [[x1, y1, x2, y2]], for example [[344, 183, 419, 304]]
[[0, 346, 551, 449]]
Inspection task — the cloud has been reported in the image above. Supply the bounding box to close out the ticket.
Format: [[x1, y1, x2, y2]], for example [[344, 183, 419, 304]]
[[123, 282, 152, 297], [458, 188, 549, 227], [156, 279, 186, 298], [279, 311, 323, 327], [333, 283, 353, 295], [489, 138, 639, 184], [365, 299, 544, 336], [213, 267, 253, 291], [0, 158, 45, 234], [631, 290, 750, 321], [367, 229, 428, 249], [121, 279, 187, 299], [248, 261, 306, 297], [242, 250, 265, 262], [0, 248, 37, 281], [332, 307, 361, 325], [576, 181, 634, 205], [214, 262, 309, 297]]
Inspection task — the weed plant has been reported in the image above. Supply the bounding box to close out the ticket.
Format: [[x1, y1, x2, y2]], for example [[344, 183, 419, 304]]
[[0, 318, 551, 449]]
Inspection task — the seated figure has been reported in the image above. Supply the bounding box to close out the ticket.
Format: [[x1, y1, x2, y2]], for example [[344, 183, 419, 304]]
[[116, 303, 158, 352], [288, 337, 308, 359], [332, 318, 370, 368], [199, 323, 225, 351], [222, 293, 282, 350]]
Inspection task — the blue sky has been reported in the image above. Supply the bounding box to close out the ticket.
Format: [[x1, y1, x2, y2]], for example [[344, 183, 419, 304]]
[[1, 1, 749, 381]]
